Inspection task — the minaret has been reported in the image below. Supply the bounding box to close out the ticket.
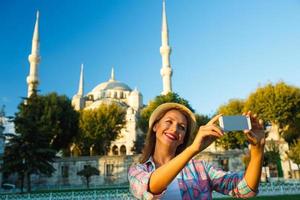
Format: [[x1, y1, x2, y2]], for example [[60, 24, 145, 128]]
[[160, 0, 173, 95], [72, 64, 85, 110], [109, 67, 115, 82], [27, 11, 41, 97], [77, 64, 84, 96]]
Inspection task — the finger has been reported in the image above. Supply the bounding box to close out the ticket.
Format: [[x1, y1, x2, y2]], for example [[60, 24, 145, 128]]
[[207, 114, 222, 125], [245, 131, 258, 145], [202, 124, 224, 136], [201, 131, 223, 139]]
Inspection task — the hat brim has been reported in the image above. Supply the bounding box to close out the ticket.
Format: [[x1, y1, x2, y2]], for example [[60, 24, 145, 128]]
[[148, 103, 196, 136]]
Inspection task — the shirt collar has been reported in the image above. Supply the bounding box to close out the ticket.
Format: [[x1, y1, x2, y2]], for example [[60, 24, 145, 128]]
[[144, 156, 156, 171]]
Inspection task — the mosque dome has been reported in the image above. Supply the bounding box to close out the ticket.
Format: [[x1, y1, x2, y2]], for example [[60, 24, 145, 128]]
[[86, 68, 132, 100], [90, 79, 131, 94]]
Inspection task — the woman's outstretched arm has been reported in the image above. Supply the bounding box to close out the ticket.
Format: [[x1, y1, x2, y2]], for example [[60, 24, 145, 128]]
[[243, 112, 265, 191]]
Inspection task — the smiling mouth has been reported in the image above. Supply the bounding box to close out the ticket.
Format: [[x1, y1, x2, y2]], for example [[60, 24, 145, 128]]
[[165, 133, 178, 141]]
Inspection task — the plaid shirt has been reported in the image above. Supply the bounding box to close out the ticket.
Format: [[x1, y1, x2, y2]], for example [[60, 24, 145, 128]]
[[128, 157, 257, 200]]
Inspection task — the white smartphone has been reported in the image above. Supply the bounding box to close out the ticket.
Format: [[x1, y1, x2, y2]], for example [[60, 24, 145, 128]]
[[219, 115, 252, 132]]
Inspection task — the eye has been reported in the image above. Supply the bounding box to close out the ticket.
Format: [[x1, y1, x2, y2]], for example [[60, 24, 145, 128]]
[[179, 125, 186, 131], [165, 119, 172, 124]]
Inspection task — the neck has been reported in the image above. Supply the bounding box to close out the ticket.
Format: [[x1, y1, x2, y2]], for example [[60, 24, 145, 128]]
[[152, 142, 176, 167]]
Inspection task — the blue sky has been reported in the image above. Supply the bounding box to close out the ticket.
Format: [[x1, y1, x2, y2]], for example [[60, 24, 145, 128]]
[[1, 0, 300, 117]]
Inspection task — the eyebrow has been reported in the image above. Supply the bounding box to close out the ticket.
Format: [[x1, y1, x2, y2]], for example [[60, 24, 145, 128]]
[[164, 116, 187, 127]]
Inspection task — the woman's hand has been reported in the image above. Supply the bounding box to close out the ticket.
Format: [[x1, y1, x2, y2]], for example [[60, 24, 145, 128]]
[[243, 111, 266, 149], [190, 114, 224, 154]]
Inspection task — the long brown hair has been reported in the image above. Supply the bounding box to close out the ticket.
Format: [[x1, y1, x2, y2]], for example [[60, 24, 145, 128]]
[[139, 108, 193, 163]]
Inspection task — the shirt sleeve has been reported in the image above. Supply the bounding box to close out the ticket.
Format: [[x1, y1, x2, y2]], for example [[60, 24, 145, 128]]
[[128, 164, 164, 200], [201, 160, 257, 198]]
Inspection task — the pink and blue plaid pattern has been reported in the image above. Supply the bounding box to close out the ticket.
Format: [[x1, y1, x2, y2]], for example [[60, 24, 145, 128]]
[[128, 157, 257, 199]]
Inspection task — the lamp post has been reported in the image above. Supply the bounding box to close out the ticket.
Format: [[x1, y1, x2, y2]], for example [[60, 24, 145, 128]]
[[0, 124, 4, 186], [90, 144, 95, 156]]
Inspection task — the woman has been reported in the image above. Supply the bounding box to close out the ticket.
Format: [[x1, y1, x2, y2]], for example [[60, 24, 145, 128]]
[[128, 102, 265, 199]]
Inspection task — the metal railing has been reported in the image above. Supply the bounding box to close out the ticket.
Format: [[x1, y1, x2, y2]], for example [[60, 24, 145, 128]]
[[1, 182, 300, 199]]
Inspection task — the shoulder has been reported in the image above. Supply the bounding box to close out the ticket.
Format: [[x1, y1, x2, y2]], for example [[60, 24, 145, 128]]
[[186, 158, 209, 170], [128, 158, 155, 177]]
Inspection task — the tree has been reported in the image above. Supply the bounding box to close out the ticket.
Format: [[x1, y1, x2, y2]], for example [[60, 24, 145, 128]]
[[138, 93, 194, 134], [77, 165, 100, 188], [288, 139, 300, 177], [40, 93, 79, 153], [14, 92, 79, 154], [264, 139, 283, 178], [78, 103, 126, 155], [134, 92, 194, 153], [188, 113, 210, 144], [3, 133, 56, 192], [244, 82, 300, 139], [2, 92, 78, 192], [216, 99, 248, 150], [282, 116, 300, 145]]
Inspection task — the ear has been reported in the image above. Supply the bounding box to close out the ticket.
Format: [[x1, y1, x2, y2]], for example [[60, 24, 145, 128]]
[[153, 123, 158, 132]]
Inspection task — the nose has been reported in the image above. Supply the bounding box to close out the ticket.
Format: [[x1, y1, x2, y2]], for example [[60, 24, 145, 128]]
[[169, 123, 180, 133]]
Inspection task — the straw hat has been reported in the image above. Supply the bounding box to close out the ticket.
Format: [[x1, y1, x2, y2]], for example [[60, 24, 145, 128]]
[[148, 102, 197, 135]]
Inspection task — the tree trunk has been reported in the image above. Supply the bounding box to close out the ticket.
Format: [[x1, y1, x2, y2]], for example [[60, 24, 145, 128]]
[[298, 164, 300, 180], [86, 176, 90, 188], [20, 173, 24, 193], [26, 172, 31, 192]]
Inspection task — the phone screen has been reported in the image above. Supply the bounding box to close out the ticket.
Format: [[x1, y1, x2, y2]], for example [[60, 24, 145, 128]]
[[219, 115, 251, 132]]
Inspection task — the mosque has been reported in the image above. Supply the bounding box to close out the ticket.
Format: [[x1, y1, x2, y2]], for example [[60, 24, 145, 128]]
[[26, 1, 173, 156], [22, 0, 299, 189]]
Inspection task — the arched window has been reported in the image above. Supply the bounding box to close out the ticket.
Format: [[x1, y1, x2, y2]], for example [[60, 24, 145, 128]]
[[112, 145, 118, 155], [120, 145, 126, 155]]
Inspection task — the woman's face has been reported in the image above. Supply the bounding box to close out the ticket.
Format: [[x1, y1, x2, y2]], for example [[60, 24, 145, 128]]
[[153, 109, 188, 149]]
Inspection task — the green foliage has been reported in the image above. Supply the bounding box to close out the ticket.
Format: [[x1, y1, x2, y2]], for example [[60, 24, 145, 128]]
[[138, 92, 194, 134], [264, 140, 283, 177], [2, 92, 78, 192], [188, 114, 210, 144], [77, 165, 100, 188], [14, 92, 79, 153], [264, 141, 280, 165], [3, 133, 56, 192], [244, 82, 300, 132], [282, 116, 300, 145], [216, 99, 248, 150], [218, 99, 245, 115], [288, 139, 300, 168], [131, 133, 145, 154], [134, 92, 194, 153], [78, 103, 126, 155]]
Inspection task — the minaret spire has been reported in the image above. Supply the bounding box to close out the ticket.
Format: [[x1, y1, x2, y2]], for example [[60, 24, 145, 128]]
[[27, 10, 41, 97], [160, 0, 173, 95], [109, 67, 115, 81], [162, 0, 169, 46], [72, 64, 85, 110], [77, 64, 84, 96]]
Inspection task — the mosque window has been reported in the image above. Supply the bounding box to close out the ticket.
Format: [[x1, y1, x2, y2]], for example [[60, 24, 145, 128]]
[[112, 145, 118, 155], [106, 164, 114, 176], [61, 166, 69, 178], [120, 145, 126, 155], [87, 94, 94, 101]]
